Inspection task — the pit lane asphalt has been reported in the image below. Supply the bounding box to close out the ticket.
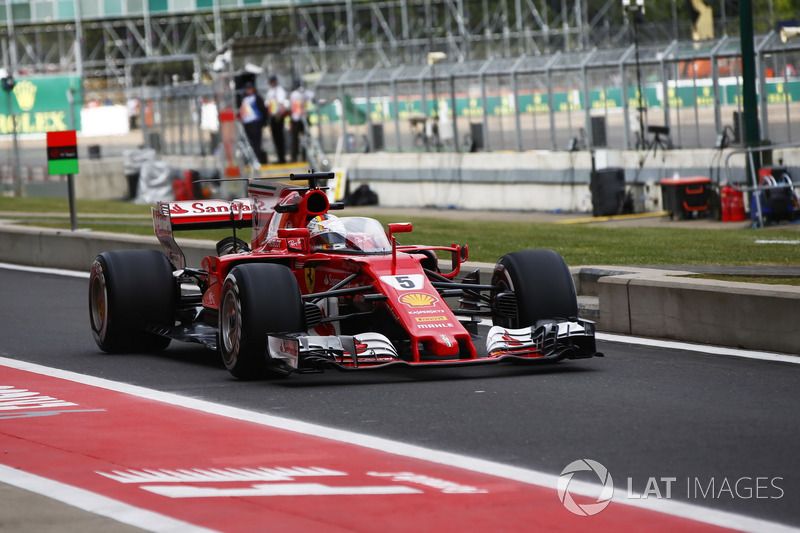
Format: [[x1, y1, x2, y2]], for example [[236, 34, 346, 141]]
[[1, 266, 799, 531]]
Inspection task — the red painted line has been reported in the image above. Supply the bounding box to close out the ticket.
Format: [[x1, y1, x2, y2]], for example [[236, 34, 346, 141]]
[[0, 362, 739, 532]]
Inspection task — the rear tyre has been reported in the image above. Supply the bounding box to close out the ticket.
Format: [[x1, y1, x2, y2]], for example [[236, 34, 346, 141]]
[[219, 263, 305, 379], [216, 236, 251, 256], [491, 249, 578, 329], [89, 250, 176, 353]]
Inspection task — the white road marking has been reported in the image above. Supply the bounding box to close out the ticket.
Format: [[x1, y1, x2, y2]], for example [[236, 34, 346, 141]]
[[0, 463, 218, 533], [1, 356, 798, 533], [1, 262, 796, 364], [0, 262, 90, 278], [143, 482, 422, 498], [97, 466, 346, 484], [597, 333, 799, 364]]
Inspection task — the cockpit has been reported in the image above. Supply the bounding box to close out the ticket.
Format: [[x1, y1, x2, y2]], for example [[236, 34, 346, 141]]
[[306, 216, 392, 254]]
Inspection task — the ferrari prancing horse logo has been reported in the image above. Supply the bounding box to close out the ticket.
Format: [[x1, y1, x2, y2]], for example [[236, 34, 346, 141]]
[[304, 268, 315, 293]]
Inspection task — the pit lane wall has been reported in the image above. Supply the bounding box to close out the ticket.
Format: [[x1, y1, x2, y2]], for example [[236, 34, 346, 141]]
[[1, 223, 797, 355], [576, 267, 800, 356], [334, 149, 800, 212]]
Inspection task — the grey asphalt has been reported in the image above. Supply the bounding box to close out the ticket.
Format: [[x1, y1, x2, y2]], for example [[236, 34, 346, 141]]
[[2, 206, 799, 531], [1, 263, 799, 531]]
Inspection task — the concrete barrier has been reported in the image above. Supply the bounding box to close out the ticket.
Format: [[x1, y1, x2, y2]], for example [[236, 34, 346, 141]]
[[1, 224, 796, 354], [0, 224, 215, 272], [596, 269, 800, 354]]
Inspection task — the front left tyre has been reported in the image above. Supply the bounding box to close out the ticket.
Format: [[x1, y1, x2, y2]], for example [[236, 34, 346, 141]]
[[89, 249, 177, 353], [219, 263, 305, 379]]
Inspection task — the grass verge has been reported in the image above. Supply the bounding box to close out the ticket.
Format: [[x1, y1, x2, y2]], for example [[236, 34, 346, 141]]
[[2, 196, 799, 270]]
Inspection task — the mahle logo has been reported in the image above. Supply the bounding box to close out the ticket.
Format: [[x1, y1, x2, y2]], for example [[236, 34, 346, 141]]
[[558, 459, 614, 516], [13, 80, 37, 111]]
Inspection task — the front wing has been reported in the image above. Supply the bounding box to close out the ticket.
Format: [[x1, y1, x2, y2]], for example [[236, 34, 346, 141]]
[[266, 319, 602, 373]]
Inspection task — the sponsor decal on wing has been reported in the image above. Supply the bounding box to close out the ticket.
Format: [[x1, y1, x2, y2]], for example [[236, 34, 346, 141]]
[[414, 316, 449, 323], [164, 200, 253, 224]]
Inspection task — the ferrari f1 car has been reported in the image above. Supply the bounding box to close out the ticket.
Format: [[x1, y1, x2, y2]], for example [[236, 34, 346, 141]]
[[89, 171, 601, 378]]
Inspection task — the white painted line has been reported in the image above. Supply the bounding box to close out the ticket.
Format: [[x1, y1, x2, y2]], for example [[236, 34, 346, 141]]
[[598, 333, 800, 364], [755, 240, 800, 244], [1, 263, 796, 364], [8, 261, 794, 365], [0, 262, 89, 279], [0, 464, 218, 533], [1, 356, 798, 533]]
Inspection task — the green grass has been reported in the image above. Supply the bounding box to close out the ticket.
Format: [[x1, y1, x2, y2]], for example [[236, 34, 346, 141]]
[[2, 196, 799, 268], [0, 196, 152, 216], [369, 216, 799, 267], [688, 274, 800, 286]]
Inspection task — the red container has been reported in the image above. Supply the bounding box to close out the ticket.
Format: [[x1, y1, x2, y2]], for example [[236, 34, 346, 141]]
[[720, 184, 746, 222], [172, 169, 194, 201]]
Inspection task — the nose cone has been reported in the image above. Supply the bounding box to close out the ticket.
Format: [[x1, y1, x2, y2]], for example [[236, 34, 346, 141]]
[[422, 333, 460, 357]]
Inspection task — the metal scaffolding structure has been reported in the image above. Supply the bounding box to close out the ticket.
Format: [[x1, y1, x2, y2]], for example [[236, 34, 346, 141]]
[[2, 0, 709, 87]]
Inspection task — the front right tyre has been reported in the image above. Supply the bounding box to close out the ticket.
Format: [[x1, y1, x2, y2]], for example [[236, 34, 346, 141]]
[[491, 249, 578, 329]]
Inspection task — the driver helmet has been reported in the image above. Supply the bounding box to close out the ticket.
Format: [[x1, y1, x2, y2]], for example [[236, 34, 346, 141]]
[[307, 214, 347, 251]]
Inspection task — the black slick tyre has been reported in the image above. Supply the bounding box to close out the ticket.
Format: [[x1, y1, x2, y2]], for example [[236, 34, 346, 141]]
[[89, 250, 176, 353], [491, 249, 578, 329], [219, 263, 304, 379]]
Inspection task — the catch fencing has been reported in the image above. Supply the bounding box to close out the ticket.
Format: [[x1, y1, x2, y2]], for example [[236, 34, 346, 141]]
[[310, 33, 800, 155]]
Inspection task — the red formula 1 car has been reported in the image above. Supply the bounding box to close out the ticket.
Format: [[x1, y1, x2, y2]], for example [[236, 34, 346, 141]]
[[89, 171, 601, 378]]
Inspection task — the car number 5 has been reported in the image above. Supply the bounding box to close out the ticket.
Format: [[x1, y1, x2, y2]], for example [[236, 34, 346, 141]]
[[381, 274, 424, 291]]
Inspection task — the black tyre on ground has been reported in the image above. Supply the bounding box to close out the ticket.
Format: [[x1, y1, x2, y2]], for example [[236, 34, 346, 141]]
[[89, 250, 176, 353], [219, 263, 305, 379], [491, 249, 578, 329]]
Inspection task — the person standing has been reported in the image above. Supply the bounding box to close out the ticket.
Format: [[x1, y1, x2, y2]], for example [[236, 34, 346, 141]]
[[239, 81, 268, 165], [265, 75, 289, 164], [127, 97, 140, 129], [289, 78, 314, 163]]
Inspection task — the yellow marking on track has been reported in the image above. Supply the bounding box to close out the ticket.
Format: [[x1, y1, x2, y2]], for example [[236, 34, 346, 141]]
[[557, 211, 671, 224]]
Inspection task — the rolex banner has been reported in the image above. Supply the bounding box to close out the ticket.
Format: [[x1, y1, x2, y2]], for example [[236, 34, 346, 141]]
[[0, 75, 82, 135]]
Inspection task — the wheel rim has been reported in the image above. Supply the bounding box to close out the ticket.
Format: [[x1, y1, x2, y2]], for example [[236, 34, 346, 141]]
[[492, 264, 517, 327], [220, 289, 241, 364], [89, 266, 108, 337]]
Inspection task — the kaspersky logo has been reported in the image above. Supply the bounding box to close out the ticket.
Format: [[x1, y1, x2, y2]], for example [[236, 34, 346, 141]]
[[13, 80, 37, 111]]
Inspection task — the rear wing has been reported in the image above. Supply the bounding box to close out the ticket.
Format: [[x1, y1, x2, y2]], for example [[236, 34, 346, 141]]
[[152, 171, 334, 267], [154, 199, 253, 231], [152, 199, 253, 269]]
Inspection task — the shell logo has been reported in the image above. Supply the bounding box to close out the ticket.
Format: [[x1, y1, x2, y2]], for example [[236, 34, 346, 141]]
[[399, 292, 438, 308]]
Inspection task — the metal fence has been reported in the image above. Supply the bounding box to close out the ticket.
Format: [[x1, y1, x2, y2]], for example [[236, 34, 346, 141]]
[[309, 32, 800, 155], [77, 33, 800, 160]]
